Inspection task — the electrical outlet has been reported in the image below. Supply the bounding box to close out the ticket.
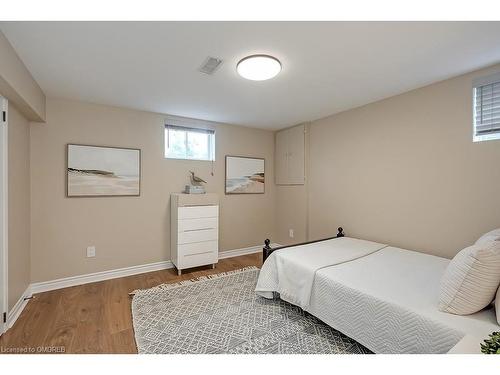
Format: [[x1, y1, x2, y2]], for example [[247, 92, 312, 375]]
[[289, 229, 294, 238], [86, 246, 96, 258]]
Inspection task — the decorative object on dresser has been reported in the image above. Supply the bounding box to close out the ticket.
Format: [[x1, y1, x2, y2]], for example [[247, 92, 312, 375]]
[[170, 193, 219, 275], [225, 155, 265, 194], [189, 171, 207, 185], [184, 185, 206, 194], [67, 144, 141, 197], [185, 171, 207, 194]]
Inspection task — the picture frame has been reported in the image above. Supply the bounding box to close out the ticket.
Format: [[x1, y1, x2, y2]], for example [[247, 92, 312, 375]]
[[66, 144, 141, 197], [225, 155, 265, 195]]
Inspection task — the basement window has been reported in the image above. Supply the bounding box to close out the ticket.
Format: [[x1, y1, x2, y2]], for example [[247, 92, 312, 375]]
[[473, 73, 500, 142], [164, 124, 215, 161]]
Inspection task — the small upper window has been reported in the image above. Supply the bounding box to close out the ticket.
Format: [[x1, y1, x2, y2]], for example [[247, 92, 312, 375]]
[[473, 74, 500, 142], [165, 124, 215, 161]]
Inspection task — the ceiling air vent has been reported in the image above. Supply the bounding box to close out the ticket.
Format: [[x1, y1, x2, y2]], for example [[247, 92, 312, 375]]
[[198, 56, 223, 75]]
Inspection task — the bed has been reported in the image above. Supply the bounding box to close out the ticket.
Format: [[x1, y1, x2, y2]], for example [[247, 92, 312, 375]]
[[255, 229, 499, 354]]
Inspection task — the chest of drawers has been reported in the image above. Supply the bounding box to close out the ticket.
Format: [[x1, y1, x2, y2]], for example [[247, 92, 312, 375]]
[[170, 193, 219, 275]]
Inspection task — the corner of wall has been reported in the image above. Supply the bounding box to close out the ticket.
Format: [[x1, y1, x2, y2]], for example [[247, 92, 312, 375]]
[[0, 31, 46, 122]]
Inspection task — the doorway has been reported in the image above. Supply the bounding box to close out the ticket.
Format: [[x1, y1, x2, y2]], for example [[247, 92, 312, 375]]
[[0, 96, 8, 335]]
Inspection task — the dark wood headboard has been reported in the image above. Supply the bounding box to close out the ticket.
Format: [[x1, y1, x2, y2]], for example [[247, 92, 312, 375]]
[[262, 227, 345, 262]]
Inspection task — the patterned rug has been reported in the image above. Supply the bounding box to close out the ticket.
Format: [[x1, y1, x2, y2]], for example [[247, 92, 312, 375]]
[[131, 266, 372, 354]]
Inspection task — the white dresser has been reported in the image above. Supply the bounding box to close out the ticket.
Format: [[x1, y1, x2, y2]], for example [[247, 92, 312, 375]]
[[170, 193, 219, 275]]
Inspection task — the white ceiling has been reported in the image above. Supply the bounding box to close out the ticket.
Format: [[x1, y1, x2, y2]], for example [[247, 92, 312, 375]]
[[2, 21, 500, 130]]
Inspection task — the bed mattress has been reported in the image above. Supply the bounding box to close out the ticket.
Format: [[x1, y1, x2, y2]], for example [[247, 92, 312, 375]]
[[255, 237, 387, 308], [307, 246, 499, 354]]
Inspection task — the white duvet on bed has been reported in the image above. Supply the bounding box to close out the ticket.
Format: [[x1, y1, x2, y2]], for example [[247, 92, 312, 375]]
[[308, 246, 499, 353], [255, 237, 387, 308]]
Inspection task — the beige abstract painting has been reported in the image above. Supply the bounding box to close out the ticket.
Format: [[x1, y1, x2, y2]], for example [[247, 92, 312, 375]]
[[67, 144, 140, 197], [225, 156, 265, 194]]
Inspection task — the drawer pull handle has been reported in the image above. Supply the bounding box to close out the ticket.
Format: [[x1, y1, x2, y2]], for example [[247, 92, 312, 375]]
[[184, 251, 215, 257], [181, 204, 217, 207], [183, 228, 216, 232]]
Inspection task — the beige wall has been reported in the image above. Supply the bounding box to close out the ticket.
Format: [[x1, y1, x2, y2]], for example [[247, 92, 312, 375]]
[[275, 123, 310, 245], [30, 98, 276, 282], [0, 31, 45, 122], [8, 103, 31, 309], [275, 184, 308, 245], [282, 63, 500, 259]]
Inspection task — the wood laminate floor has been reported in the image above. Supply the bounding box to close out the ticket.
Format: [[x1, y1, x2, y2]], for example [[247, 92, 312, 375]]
[[0, 253, 262, 354]]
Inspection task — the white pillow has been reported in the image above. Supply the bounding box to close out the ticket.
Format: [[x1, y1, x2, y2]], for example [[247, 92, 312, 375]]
[[439, 241, 500, 315], [496, 287, 500, 325], [475, 228, 500, 245]]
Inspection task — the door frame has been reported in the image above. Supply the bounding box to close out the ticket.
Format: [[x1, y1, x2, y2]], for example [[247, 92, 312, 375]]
[[0, 96, 8, 335]]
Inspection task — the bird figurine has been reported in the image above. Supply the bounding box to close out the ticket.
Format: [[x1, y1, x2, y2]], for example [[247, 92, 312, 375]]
[[189, 171, 207, 186]]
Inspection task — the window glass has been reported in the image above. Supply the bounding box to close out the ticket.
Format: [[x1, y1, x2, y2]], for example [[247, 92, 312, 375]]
[[165, 126, 215, 160]]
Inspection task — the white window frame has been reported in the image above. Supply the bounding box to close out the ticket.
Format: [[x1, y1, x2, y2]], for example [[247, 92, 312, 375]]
[[164, 116, 216, 161], [473, 72, 500, 143]]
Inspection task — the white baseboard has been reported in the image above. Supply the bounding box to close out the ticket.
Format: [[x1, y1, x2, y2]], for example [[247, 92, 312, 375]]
[[218, 242, 281, 259], [31, 260, 174, 294], [30, 242, 282, 295], [7, 285, 32, 329]]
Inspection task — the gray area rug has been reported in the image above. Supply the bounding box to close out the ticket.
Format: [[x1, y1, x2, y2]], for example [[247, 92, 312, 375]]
[[131, 266, 372, 354]]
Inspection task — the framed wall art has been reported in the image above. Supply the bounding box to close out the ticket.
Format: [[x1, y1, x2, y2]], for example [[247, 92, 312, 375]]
[[225, 156, 265, 194], [67, 144, 141, 197]]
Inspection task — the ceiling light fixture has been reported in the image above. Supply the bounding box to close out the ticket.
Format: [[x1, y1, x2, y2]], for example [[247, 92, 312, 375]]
[[237, 55, 282, 81]]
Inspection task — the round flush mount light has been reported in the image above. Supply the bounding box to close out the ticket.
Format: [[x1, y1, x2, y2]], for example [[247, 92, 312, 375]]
[[237, 55, 282, 81]]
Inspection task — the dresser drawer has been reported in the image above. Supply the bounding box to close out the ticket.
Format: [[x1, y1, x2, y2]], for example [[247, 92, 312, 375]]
[[178, 205, 218, 220], [178, 217, 218, 232], [178, 228, 218, 244], [179, 250, 218, 269], [178, 240, 218, 256]]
